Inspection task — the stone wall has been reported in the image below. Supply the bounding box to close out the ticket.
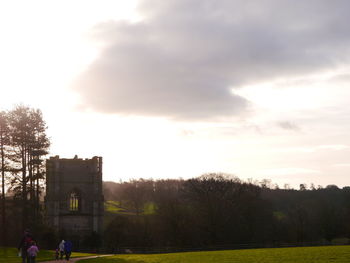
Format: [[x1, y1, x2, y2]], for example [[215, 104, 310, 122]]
[[45, 156, 104, 239]]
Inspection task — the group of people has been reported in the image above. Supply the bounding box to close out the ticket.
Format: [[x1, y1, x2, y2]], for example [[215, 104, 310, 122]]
[[55, 239, 73, 261], [18, 229, 73, 263], [18, 230, 39, 263]]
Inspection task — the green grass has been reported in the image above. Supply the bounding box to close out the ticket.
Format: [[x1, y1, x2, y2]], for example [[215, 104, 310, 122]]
[[143, 202, 156, 215], [0, 247, 95, 263], [79, 245, 350, 263], [105, 201, 126, 213], [104, 201, 157, 216]]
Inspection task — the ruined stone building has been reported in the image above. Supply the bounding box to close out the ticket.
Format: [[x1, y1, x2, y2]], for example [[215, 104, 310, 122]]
[[45, 156, 104, 239]]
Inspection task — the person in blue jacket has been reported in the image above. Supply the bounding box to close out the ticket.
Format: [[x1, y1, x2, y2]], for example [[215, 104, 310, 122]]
[[64, 240, 72, 261]]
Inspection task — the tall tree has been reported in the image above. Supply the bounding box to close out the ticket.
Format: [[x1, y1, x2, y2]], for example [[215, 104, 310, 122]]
[[7, 105, 50, 230], [29, 109, 49, 217], [0, 111, 9, 245]]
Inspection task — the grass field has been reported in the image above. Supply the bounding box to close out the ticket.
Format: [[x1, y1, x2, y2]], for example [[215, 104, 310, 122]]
[[79, 245, 350, 263], [104, 200, 157, 228], [0, 247, 95, 263], [105, 201, 126, 214], [104, 201, 156, 216]]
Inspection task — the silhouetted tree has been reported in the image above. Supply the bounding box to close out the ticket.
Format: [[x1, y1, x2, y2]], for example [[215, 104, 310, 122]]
[[6, 105, 50, 230], [0, 110, 10, 246]]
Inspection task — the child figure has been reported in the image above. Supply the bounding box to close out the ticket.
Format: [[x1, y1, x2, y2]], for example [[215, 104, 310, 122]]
[[27, 241, 39, 263], [54, 248, 59, 260]]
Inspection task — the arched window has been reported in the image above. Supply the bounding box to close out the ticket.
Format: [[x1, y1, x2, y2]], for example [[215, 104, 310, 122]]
[[69, 191, 80, 211]]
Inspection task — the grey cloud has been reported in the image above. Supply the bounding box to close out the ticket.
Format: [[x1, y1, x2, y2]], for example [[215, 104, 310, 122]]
[[73, 0, 350, 120], [329, 74, 350, 83], [277, 121, 301, 131]]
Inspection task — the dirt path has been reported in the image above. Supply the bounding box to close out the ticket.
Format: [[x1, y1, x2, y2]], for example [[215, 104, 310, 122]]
[[40, 255, 112, 263]]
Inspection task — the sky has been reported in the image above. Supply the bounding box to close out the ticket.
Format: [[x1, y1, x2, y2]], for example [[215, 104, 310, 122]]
[[1, 0, 350, 188]]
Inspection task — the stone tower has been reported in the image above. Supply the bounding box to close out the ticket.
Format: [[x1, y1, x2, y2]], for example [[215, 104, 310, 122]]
[[45, 155, 104, 239]]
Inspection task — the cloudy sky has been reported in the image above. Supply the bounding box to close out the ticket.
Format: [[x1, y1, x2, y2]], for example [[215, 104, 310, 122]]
[[1, 0, 350, 188]]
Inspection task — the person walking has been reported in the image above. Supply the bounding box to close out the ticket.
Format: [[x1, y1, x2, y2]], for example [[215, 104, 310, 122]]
[[64, 240, 72, 261], [27, 241, 39, 263], [58, 240, 65, 260], [18, 229, 35, 263]]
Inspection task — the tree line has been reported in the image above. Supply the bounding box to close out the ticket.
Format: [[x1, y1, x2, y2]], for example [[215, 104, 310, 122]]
[[0, 105, 50, 246], [103, 176, 350, 251]]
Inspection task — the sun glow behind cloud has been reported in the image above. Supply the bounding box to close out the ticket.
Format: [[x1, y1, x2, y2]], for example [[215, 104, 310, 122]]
[[0, 0, 139, 109]]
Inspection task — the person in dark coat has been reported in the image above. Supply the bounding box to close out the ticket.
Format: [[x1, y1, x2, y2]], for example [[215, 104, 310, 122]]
[[18, 229, 35, 263]]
